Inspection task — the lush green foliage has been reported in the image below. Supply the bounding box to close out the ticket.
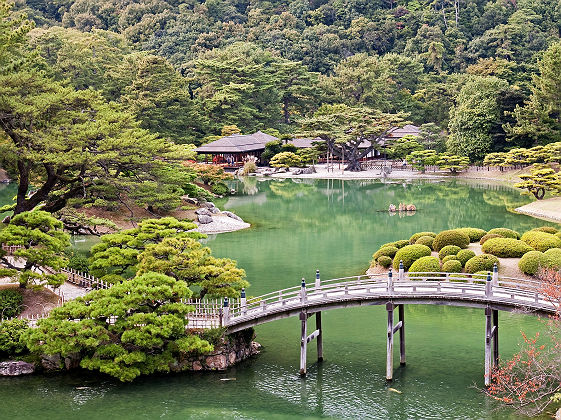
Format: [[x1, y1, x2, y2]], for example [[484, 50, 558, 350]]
[[438, 245, 461, 260], [409, 256, 441, 276], [432, 230, 470, 251], [456, 249, 476, 267], [0, 289, 23, 318], [482, 237, 534, 258], [25, 272, 214, 382], [487, 228, 521, 239], [373, 246, 398, 261], [479, 233, 503, 245], [270, 152, 302, 168], [518, 251, 546, 275], [409, 232, 436, 244], [393, 244, 432, 271], [381, 240, 409, 249], [377, 256, 392, 269], [456, 228, 487, 242], [406, 150, 438, 172], [532, 226, 559, 234], [442, 260, 463, 273], [0, 319, 29, 355], [464, 254, 499, 274], [0, 211, 69, 287], [521, 230, 561, 252], [442, 255, 460, 264], [415, 236, 434, 250], [514, 165, 561, 200], [543, 248, 561, 270]]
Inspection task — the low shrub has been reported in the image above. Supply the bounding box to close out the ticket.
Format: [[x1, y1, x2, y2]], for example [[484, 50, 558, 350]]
[[438, 245, 461, 260], [0, 319, 29, 355], [442, 255, 460, 264], [409, 231, 436, 244], [532, 226, 558, 234], [556, 232, 561, 240], [456, 249, 476, 267], [456, 228, 487, 242], [393, 244, 432, 270], [373, 246, 399, 261], [68, 255, 89, 273], [432, 230, 470, 251], [518, 251, 545, 275], [482, 237, 534, 258], [377, 256, 393, 268], [392, 240, 410, 249], [465, 254, 499, 273], [543, 248, 561, 270], [211, 182, 229, 196], [0, 289, 24, 318], [442, 260, 462, 273], [479, 233, 502, 245], [415, 236, 434, 249], [409, 256, 441, 277], [521, 230, 561, 252], [487, 228, 520, 239]]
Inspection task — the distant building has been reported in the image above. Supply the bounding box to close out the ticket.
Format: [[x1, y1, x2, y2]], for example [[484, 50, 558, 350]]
[[358, 124, 421, 159], [195, 131, 277, 166]]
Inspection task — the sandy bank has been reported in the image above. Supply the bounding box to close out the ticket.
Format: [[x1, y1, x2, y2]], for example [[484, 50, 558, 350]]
[[515, 197, 561, 223]]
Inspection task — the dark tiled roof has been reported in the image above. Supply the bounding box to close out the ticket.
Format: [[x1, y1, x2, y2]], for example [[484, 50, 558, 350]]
[[289, 138, 324, 148], [385, 124, 420, 138], [195, 131, 277, 153]]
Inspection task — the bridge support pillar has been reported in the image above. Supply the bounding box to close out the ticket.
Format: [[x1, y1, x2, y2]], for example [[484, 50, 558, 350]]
[[386, 302, 404, 381], [493, 309, 499, 368], [316, 312, 323, 362], [300, 311, 308, 376], [484, 306, 499, 386], [399, 304, 405, 366]]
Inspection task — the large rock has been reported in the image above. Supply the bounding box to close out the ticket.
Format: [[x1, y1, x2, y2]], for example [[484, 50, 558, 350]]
[[205, 354, 228, 370], [197, 214, 213, 224], [0, 361, 35, 376], [301, 167, 316, 174], [209, 207, 220, 214], [202, 202, 216, 209], [195, 208, 212, 216], [181, 196, 198, 205], [41, 354, 62, 371], [222, 211, 244, 222]]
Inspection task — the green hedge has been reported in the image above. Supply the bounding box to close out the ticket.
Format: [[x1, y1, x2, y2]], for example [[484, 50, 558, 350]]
[[0, 289, 24, 318], [382, 240, 410, 249], [479, 233, 502, 245], [456, 228, 487, 242], [465, 254, 499, 274], [393, 244, 432, 270], [532, 226, 559, 234], [0, 319, 29, 355], [373, 246, 399, 261], [442, 260, 462, 273], [487, 228, 520, 239], [556, 232, 561, 240], [377, 256, 393, 268], [409, 232, 436, 244], [409, 256, 441, 277], [518, 251, 545, 275], [543, 248, 561, 270], [521, 230, 561, 252], [438, 245, 461, 260], [432, 230, 470, 251], [415, 236, 434, 249], [442, 255, 460, 264], [456, 249, 476, 267], [482, 237, 534, 258]]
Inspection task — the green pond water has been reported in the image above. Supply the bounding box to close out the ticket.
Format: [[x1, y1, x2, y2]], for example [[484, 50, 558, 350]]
[[0, 178, 558, 419]]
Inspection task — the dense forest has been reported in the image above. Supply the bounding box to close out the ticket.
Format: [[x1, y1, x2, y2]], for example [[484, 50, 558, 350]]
[[7, 0, 561, 159]]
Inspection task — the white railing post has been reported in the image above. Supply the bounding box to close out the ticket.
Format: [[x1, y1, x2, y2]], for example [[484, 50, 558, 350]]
[[223, 297, 229, 325], [241, 288, 247, 315], [300, 278, 306, 302], [492, 263, 498, 285], [398, 261, 404, 282], [485, 272, 492, 298], [388, 268, 393, 294], [315, 269, 321, 290]]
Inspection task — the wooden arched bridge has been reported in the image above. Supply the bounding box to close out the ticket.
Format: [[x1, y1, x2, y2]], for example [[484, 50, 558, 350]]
[[187, 266, 557, 386]]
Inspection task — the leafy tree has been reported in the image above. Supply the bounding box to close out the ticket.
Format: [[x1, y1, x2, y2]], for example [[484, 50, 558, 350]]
[[0, 319, 29, 355], [407, 150, 438, 173], [24, 272, 214, 382], [436, 154, 470, 174], [514, 165, 561, 200], [270, 152, 303, 168], [386, 135, 423, 160], [0, 211, 69, 288], [300, 104, 404, 171], [418, 123, 447, 153]]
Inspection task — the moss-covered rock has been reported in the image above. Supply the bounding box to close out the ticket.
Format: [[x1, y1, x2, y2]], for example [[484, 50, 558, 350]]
[[393, 244, 432, 270], [415, 235, 434, 249], [487, 228, 520, 239], [438, 245, 461, 260], [456, 249, 476, 267], [456, 228, 487, 242], [482, 237, 534, 258], [465, 254, 499, 274], [432, 230, 470, 251], [409, 256, 441, 277], [409, 232, 437, 244], [442, 260, 462, 273], [521, 230, 561, 252]]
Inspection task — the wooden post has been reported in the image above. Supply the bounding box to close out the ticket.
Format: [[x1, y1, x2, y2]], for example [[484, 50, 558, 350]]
[[300, 311, 308, 376], [399, 304, 406, 366], [484, 306, 493, 386], [316, 312, 323, 362], [386, 302, 394, 381], [493, 309, 499, 368]]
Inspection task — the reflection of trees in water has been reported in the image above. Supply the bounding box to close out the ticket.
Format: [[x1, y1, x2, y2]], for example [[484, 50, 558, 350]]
[[268, 180, 316, 200], [482, 190, 529, 210]]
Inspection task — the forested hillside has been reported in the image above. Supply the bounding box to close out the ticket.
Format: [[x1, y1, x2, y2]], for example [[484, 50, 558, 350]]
[[11, 0, 561, 158]]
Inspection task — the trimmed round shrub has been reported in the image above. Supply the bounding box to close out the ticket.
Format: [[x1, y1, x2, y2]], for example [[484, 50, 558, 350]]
[[442, 255, 460, 264], [392, 240, 410, 249], [439, 245, 461, 260], [532, 226, 559, 234], [543, 248, 561, 270], [518, 251, 545, 275], [442, 260, 462, 273], [409, 231, 436, 244], [521, 230, 561, 252], [456, 227, 487, 242], [415, 235, 434, 249], [377, 256, 393, 268], [482, 237, 533, 258], [409, 256, 441, 277], [393, 244, 432, 270], [456, 249, 476, 267], [487, 228, 520, 239], [556, 232, 561, 240], [373, 246, 399, 261], [479, 233, 502, 245], [432, 230, 470, 251], [465, 254, 499, 274]]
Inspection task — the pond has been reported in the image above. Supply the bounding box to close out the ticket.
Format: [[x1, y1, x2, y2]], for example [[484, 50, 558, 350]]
[[0, 178, 557, 419]]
